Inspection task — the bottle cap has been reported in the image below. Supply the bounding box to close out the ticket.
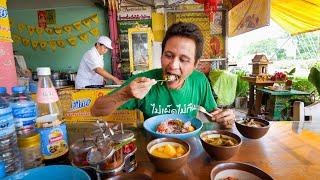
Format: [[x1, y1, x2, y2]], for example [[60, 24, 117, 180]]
[[0, 87, 6, 93], [37, 67, 51, 76], [12, 86, 26, 93]]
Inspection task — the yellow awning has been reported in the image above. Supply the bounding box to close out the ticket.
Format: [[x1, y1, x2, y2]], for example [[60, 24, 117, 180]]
[[271, 0, 320, 35]]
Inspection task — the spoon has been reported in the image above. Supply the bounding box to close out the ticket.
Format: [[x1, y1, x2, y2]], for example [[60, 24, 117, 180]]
[[104, 121, 114, 136], [198, 106, 213, 117]]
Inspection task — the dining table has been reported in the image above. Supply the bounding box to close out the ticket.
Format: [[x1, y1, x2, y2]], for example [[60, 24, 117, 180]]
[[67, 120, 320, 180]]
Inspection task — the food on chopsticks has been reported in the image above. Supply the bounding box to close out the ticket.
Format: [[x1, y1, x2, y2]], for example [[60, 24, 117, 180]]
[[164, 74, 179, 81], [156, 119, 195, 134], [202, 134, 238, 147], [240, 118, 265, 128], [150, 142, 186, 158]]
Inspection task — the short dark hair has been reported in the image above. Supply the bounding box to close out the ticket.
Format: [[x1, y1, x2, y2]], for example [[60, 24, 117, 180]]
[[162, 22, 204, 63]]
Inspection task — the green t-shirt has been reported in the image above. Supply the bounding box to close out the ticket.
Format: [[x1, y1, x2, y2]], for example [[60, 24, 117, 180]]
[[114, 69, 217, 119]]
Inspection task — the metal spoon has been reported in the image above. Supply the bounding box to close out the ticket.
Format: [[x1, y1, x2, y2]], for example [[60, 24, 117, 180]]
[[198, 106, 213, 117], [104, 121, 114, 136]]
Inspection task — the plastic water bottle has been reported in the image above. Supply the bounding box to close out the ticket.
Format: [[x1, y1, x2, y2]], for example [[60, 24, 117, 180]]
[[0, 95, 23, 175], [9, 86, 37, 136], [0, 87, 10, 102], [36, 67, 69, 165]]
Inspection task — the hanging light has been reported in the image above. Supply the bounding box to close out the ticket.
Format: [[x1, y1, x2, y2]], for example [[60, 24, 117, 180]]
[[195, 0, 222, 20]]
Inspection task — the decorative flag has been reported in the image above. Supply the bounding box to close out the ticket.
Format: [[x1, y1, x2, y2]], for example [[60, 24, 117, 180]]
[[12, 34, 21, 43], [54, 26, 62, 35], [31, 40, 39, 49], [90, 14, 99, 23], [67, 36, 77, 46], [56, 39, 66, 48], [81, 18, 91, 28], [21, 37, 30, 47], [89, 27, 100, 37], [35, 27, 44, 36], [27, 25, 35, 36], [63, 25, 72, 33], [9, 19, 14, 28], [18, 23, 26, 33], [39, 40, 47, 50], [78, 32, 89, 42], [72, 21, 81, 31], [45, 27, 54, 35], [49, 40, 57, 51]]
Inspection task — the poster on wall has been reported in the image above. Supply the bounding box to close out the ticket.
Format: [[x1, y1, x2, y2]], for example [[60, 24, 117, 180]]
[[228, 0, 270, 37], [0, 0, 12, 42], [38, 9, 56, 28]]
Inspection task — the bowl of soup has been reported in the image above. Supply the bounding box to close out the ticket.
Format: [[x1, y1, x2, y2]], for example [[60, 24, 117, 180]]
[[235, 117, 270, 139], [146, 137, 190, 172], [200, 130, 242, 160]]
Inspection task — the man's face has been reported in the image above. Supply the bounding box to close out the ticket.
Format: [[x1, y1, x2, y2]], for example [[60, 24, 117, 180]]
[[161, 36, 197, 89], [96, 43, 109, 55]]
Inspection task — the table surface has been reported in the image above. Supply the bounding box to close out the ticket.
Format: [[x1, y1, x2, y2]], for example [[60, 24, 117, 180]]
[[257, 88, 310, 96], [67, 121, 320, 180]]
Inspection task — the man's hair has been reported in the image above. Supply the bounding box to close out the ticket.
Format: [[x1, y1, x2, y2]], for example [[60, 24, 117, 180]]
[[162, 22, 204, 63]]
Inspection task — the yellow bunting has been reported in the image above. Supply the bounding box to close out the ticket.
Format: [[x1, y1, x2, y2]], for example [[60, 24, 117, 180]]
[[90, 14, 99, 23], [89, 27, 100, 37], [73, 21, 81, 31], [63, 25, 72, 33], [54, 26, 63, 35], [39, 41, 47, 50], [49, 40, 57, 51], [9, 19, 14, 28], [31, 40, 39, 49], [18, 23, 26, 33], [27, 25, 35, 36], [22, 38, 30, 47], [12, 34, 21, 43], [78, 32, 89, 42], [67, 36, 77, 46], [35, 27, 44, 36], [57, 39, 66, 48], [45, 27, 54, 35], [81, 18, 91, 28]]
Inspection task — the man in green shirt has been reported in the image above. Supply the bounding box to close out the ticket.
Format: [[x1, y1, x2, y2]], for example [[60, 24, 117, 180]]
[[92, 22, 235, 128]]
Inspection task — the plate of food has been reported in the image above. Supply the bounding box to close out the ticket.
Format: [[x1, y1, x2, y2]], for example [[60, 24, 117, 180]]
[[210, 162, 273, 180], [143, 114, 203, 140]]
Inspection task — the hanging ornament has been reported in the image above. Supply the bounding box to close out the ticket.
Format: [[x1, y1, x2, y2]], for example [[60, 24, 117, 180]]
[[39, 41, 47, 50], [12, 34, 21, 43], [45, 27, 54, 35], [54, 26, 63, 35], [36, 27, 44, 36], [78, 32, 89, 42], [195, 0, 221, 21], [89, 27, 100, 37], [18, 23, 26, 33], [49, 40, 57, 51], [31, 40, 39, 49], [57, 39, 66, 48], [27, 25, 35, 36], [63, 25, 72, 33], [73, 21, 82, 31], [81, 18, 91, 28], [22, 38, 30, 47], [90, 14, 99, 23], [67, 36, 77, 46]]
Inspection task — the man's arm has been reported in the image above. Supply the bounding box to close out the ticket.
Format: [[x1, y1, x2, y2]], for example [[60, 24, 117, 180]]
[[95, 67, 123, 85], [91, 77, 157, 116]]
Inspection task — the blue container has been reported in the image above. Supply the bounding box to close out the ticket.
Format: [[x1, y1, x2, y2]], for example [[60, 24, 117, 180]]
[[143, 114, 203, 140], [3, 165, 90, 180], [0, 161, 6, 178]]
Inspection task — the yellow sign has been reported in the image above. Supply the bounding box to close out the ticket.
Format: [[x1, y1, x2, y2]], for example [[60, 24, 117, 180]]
[[228, 0, 270, 37], [57, 88, 142, 126], [0, 0, 12, 42]]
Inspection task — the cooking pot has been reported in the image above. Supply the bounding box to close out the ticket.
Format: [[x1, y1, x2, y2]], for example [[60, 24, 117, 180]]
[[67, 73, 77, 81], [51, 72, 60, 80], [53, 79, 68, 87]]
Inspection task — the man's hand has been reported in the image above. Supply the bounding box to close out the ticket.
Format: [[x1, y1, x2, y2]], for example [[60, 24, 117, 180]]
[[124, 77, 157, 99], [210, 108, 235, 129], [113, 78, 124, 85]]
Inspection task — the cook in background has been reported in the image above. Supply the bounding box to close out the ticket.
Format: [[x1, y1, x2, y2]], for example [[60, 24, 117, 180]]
[[75, 36, 123, 89], [91, 22, 235, 129]]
